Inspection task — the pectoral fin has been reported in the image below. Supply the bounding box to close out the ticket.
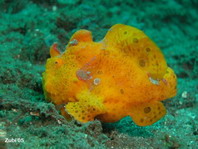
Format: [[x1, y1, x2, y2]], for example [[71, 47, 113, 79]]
[[129, 101, 166, 126], [65, 90, 106, 123]]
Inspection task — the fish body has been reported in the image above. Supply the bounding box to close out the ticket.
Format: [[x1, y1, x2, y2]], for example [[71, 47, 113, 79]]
[[42, 24, 177, 126]]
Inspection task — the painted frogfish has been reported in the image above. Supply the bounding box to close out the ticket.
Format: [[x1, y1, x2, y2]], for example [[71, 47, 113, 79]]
[[42, 24, 177, 126]]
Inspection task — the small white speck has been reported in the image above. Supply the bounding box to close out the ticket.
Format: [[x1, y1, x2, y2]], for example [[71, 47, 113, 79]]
[[52, 6, 57, 11], [57, 120, 62, 124], [69, 39, 78, 46], [84, 134, 88, 138], [93, 78, 101, 85], [35, 29, 40, 32], [182, 91, 188, 98], [149, 77, 159, 85], [12, 109, 17, 112]]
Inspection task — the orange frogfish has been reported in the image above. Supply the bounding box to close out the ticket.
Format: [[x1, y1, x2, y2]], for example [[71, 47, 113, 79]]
[[42, 24, 177, 126]]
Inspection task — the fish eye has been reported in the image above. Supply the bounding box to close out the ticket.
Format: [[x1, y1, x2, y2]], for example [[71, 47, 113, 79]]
[[54, 59, 63, 65]]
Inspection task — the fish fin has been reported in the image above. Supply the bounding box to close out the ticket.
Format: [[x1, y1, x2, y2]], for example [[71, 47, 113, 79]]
[[129, 101, 166, 126], [103, 24, 167, 79], [50, 43, 61, 57], [65, 89, 106, 123], [69, 29, 93, 43], [162, 67, 177, 99]]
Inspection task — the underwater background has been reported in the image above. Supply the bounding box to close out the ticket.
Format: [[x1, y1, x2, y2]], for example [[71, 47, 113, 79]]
[[0, 0, 197, 148]]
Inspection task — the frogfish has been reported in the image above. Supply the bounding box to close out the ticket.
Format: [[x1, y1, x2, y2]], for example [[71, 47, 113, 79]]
[[42, 24, 177, 126]]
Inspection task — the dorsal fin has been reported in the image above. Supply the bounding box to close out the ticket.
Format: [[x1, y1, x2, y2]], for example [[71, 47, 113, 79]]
[[69, 29, 93, 43], [50, 43, 61, 57], [103, 24, 167, 79]]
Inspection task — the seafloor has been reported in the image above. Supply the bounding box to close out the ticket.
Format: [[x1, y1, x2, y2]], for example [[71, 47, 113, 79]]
[[0, 0, 197, 149]]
